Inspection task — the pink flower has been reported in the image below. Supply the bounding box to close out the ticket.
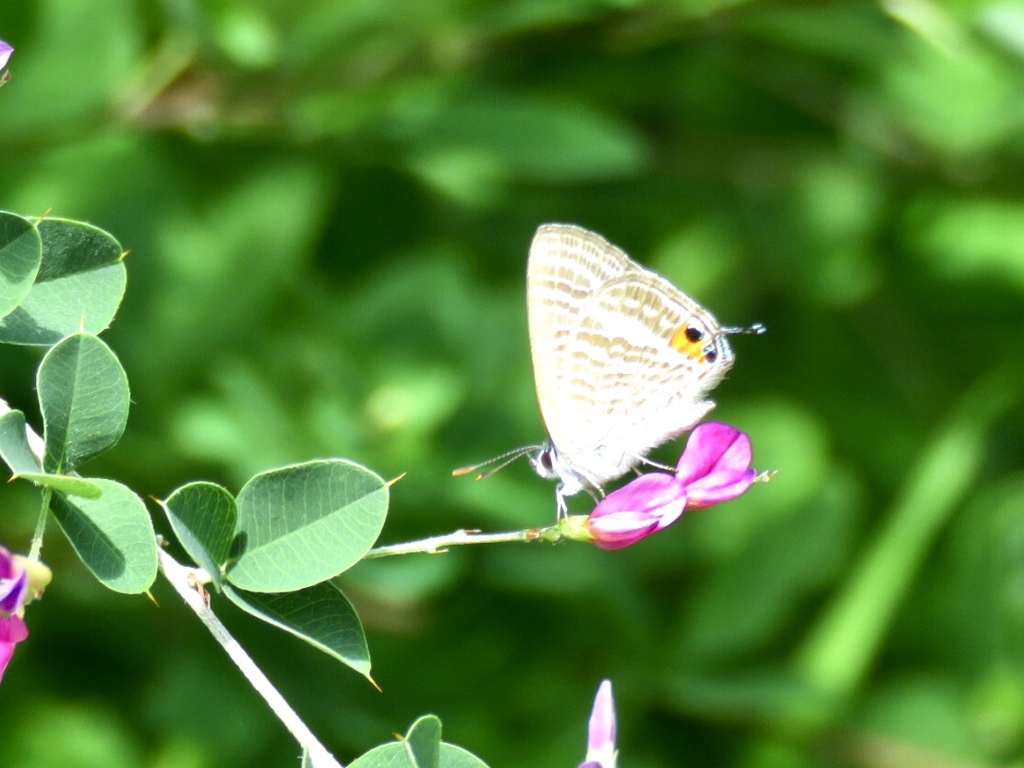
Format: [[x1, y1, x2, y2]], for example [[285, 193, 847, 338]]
[[585, 422, 757, 550], [0, 547, 30, 684], [578, 680, 617, 768]]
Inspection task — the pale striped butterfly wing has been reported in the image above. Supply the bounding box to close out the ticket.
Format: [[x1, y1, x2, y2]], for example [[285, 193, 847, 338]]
[[527, 224, 743, 511]]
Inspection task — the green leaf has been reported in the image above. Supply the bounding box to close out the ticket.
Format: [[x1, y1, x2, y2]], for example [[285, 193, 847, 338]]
[[38, 332, 130, 472], [349, 744, 488, 768], [0, 211, 42, 319], [1, 406, 105, 499], [159, 482, 238, 585], [223, 581, 372, 680], [50, 479, 158, 593], [0, 409, 42, 475], [15, 472, 104, 499], [349, 717, 489, 768], [227, 459, 388, 593], [405, 717, 442, 768], [0, 218, 127, 346]]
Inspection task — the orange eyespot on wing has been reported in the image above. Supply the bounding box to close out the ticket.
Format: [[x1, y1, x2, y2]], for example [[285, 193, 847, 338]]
[[670, 323, 707, 362]]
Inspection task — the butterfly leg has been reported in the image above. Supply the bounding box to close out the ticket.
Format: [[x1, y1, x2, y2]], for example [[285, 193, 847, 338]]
[[556, 486, 569, 520], [556, 485, 604, 518], [638, 456, 674, 472]]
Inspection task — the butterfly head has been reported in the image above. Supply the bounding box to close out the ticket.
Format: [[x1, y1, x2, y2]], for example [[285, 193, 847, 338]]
[[670, 320, 765, 366], [531, 443, 591, 500]]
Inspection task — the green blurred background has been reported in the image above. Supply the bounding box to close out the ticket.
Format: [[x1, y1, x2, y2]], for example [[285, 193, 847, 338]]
[[3, 1, 1024, 766]]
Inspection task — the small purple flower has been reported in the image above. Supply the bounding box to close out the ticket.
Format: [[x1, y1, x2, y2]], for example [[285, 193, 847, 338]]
[[0, 547, 29, 683], [0, 548, 28, 613], [0, 40, 12, 85], [578, 680, 616, 768], [584, 422, 757, 549]]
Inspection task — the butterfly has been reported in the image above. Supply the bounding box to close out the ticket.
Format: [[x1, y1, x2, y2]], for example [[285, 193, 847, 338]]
[[457, 224, 762, 515]]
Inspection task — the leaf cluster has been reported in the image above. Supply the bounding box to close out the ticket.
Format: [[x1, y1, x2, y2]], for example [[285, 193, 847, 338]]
[[1, 212, 477, 766]]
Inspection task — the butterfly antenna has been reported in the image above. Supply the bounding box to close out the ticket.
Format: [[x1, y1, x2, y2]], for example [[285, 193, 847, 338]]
[[722, 322, 766, 336], [452, 444, 541, 480]]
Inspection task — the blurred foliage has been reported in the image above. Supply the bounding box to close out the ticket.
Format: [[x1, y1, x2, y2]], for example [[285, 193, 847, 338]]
[[3, 0, 1024, 766]]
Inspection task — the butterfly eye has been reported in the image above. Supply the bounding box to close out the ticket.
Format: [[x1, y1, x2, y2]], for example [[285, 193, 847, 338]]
[[529, 447, 559, 480], [539, 449, 554, 472]]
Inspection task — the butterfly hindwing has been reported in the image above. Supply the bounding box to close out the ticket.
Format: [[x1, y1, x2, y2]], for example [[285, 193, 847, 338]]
[[559, 275, 731, 483]]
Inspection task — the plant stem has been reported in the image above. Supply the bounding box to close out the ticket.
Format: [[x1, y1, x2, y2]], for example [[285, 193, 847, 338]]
[[28, 487, 50, 561], [363, 526, 555, 559], [159, 548, 344, 768]]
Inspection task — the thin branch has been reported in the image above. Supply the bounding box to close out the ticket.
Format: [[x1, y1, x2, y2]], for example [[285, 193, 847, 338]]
[[363, 526, 555, 559], [159, 549, 343, 768]]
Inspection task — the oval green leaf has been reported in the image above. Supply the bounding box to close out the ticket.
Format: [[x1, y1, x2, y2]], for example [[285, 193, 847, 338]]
[[227, 459, 388, 593], [0, 409, 42, 475], [38, 332, 130, 472], [223, 581, 372, 681], [160, 482, 238, 584], [0, 218, 127, 346], [50, 479, 158, 593], [405, 716, 442, 768], [0, 211, 42, 319], [349, 717, 488, 768]]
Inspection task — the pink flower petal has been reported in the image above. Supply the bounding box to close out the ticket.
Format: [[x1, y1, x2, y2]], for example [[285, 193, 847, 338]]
[[588, 680, 616, 753], [590, 473, 686, 519], [0, 615, 28, 684], [0, 547, 28, 613], [684, 467, 756, 507], [0, 615, 28, 643], [0, 642, 15, 682], [676, 422, 752, 485], [587, 511, 662, 550], [587, 474, 687, 548], [579, 680, 617, 768], [0, 546, 15, 578], [0, 569, 27, 613]]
